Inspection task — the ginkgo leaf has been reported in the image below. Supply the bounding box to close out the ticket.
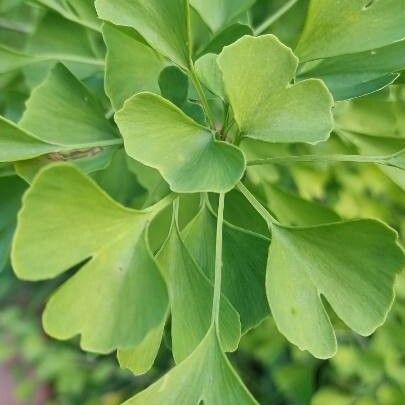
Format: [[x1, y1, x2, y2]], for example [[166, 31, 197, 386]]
[[157, 207, 241, 362], [124, 327, 258, 405], [182, 202, 269, 332], [0, 115, 60, 162], [298, 40, 405, 100], [267, 220, 405, 359], [295, 0, 405, 62], [0, 176, 26, 271], [190, 0, 254, 33], [115, 92, 245, 193], [20, 63, 118, 147], [103, 23, 167, 111], [12, 164, 169, 353], [95, 0, 191, 68], [218, 35, 334, 144]]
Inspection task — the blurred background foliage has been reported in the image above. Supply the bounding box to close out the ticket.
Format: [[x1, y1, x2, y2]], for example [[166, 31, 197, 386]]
[[0, 0, 404, 404]]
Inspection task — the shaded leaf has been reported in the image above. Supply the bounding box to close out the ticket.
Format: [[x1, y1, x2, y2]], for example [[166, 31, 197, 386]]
[[183, 202, 269, 332], [103, 23, 166, 110], [157, 208, 241, 362]]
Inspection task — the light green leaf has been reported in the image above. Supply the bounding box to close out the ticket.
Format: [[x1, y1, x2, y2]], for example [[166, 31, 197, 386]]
[[0, 115, 60, 162], [268, 220, 405, 358], [299, 40, 405, 100], [124, 327, 258, 405], [115, 92, 245, 193], [218, 35, 334, 144], [295, 0, 405, 62], [117, 317, 166, 375], [0, 176, 26, 271], [190, 0, 254, 33], [103, 23, 166, 111], [195, 53, 226, 100], [95, 0, 191, 68], [12, 164, 169, 353], [157, 207, 240, 362], [20, 63, 118, 146], [183, 202, 269, 332]]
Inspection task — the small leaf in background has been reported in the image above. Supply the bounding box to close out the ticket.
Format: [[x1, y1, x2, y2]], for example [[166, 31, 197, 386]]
[[195, 53, 226, 100], [12, 164, 168, 353], [158, 66, 189, 107], [115, 92, 245, 193], [218, 35, 334, 144], [157, 208, 240, 362], [0, 176, 26, 271], [190, 0, 255, 33], [124, 327, 258, 405], [95, 0, 191, 68], [268, 219, 405, 358], [295, 0, 405, 61]]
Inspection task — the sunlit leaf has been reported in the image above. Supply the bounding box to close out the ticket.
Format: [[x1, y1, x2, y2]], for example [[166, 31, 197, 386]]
[[218, 35, 334, 144], [115, 92, 245, 193], [268, 219, 405, 358], [12, 164, 169, 353]]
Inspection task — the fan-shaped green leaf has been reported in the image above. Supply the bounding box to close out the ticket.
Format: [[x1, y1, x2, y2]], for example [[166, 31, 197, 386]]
[[268, 220, 405, 358], [218, 35, 334, 144], [115, 92, 245, 193], [195, 53, 226, 100], [12, 164, 169, 353], [182, 202, 269, 332], [95, 0, 190, 68], [295, 0, 405, 62], [124, 327, 258, 405], [157, 208, 240, 362]]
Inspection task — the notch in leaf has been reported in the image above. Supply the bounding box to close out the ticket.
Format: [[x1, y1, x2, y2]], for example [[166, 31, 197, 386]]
[[218, 35, 334, 144], [12, 164, 170, 354]]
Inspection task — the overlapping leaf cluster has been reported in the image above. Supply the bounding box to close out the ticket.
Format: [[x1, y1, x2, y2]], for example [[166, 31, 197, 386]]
[[1, 0, 405, 403]]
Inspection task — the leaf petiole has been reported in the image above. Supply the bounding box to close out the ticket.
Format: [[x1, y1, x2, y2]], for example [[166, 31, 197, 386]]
[[247, 153, 403, 169], [237, 182, 279, 225], [211, 193, 225, 328]]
